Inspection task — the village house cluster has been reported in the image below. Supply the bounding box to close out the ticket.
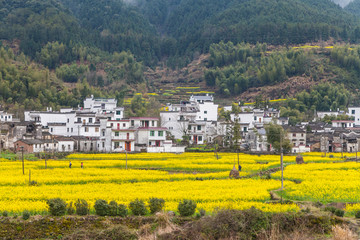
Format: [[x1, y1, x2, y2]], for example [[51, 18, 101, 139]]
[[1, 95, 360, 154]]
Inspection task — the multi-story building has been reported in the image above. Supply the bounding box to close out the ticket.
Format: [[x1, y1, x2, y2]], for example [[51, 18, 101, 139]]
[[332, 120, 355, 128], [0, 111, 14, 122], [160, 95, 218, 144], [347, 107, 360, 126], [285, 126, 306, 146], [108, 119, 136, 152]]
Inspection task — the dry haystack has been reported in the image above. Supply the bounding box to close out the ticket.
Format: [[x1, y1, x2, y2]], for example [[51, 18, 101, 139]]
[[296, 155, 304, 164], [229, 165, 239, 178]]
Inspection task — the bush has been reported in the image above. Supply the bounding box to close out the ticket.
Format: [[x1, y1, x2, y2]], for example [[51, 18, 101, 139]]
[[29, 181, 38, 186], [355, 211, 360, 218], [47, 198, 67, 216], [324, 206, 337, 214], [94, 199, 109, 216], [178, 199, 197, 217], [108, 201, 119, 216], [75, 199, 89, 216], [313, 201, 323, 208], [334, 209, 345, 217], [148, 198, 165, 214], [2, 211, 8, 217], [118, 204, 128, 217], [67, 202, 75, 215], [301, 207, 310, 213], [129, 199, 147, 216], [22, 210, 31, 220], [199, 208, 206, 217]]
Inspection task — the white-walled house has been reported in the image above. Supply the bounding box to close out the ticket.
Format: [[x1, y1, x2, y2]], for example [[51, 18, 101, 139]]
[[231, 112, 254, 132], [147, 140, 186, 153], [188, 121, 206, 144], [317, 111, 340, 120], [108, 119, 135, 152], [160, 95, 218, 144], [25, 110, 75, 128], [135, 126, 167, 152], [196, 101, 218, 121], [83, 95, 117, 112], [347, 107, 360, 126], [0, 111, 14, 122], [56, 137, 75, 152], [332, 120, 355, 128]]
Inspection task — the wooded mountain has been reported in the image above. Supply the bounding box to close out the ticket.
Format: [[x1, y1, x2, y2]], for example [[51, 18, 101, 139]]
[[345, 0, 360, 16], [1, 0, 360, 111], [1, 0, 360, 65]]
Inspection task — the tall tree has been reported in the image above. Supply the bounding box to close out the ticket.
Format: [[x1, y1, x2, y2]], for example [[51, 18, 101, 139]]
[[265, 123, 292, 153]]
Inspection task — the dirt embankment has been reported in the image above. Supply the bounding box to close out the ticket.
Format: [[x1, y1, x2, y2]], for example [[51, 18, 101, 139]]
[[0, 210, 357, 240]]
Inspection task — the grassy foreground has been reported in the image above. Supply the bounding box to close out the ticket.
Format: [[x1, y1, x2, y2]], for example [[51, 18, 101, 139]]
[[0, 209, 355, 240]]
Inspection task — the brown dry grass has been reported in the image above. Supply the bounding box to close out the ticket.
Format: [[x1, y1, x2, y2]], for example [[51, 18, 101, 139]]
[[331, 225, 358, 240], [138, 211, 179, 240]]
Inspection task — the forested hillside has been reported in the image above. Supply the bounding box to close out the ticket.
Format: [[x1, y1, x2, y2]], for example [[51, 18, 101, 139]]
[[345, 0, 360, 16], [2, 0, 360, 112], [204, 42, 360, 99], [2, 0, 360, 66]]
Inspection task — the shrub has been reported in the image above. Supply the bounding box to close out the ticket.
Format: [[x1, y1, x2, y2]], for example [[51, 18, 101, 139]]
[[29, 181, 38, 186], [334, 209, 345, 217], [148, 198, 165, 214], [301, 207, 310, 213], [2, 211, 8, 217], [178, 199, 197, 217], [22, 210, 30, 220], [313, 201, 323, 208], [47, 198, 67, 216], [324, 206, 337, 214], [199, 208, 206, 217], [355, 211, 360, 218], [75, 199, 89, 216], [108, 201, 119, 216], [118, 204, 128, 217], [67, 202, 75, 215], [94, 199, 109, 216], [129, 199, 147, 216]]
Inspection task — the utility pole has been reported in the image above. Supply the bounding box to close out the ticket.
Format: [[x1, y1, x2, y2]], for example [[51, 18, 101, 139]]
[[356, 141, 358, 162], [0, 120, 2, 155], [21, 146, 24, 175], [341, 133, 343, 159], [280, 132, 284, 190], [52, 135, 55, 159], [45, 153, 47, 169], [78, 125, 80, 152], [125, 150, 128, 170], [237, 149, 240, 170]]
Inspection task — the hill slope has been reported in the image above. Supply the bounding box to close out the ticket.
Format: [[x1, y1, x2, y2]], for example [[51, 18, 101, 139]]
[[1, 0, 360, 65], [345, 0, 360, 16], [139, 0, 360, 57]]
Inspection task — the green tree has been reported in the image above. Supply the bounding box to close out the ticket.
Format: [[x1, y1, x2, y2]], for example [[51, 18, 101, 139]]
[[126, 94, 147, 117], [265, 123, 292, 153]]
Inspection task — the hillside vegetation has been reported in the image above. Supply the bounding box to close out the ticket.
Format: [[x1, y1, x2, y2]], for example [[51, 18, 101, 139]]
[[1, 0, 360, 111]]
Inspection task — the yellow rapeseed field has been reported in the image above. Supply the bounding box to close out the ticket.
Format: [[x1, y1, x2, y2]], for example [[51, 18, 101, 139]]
[[0, 153, 304, 214], [0, 152, 355, 215], [273, 162, 360, 204]]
